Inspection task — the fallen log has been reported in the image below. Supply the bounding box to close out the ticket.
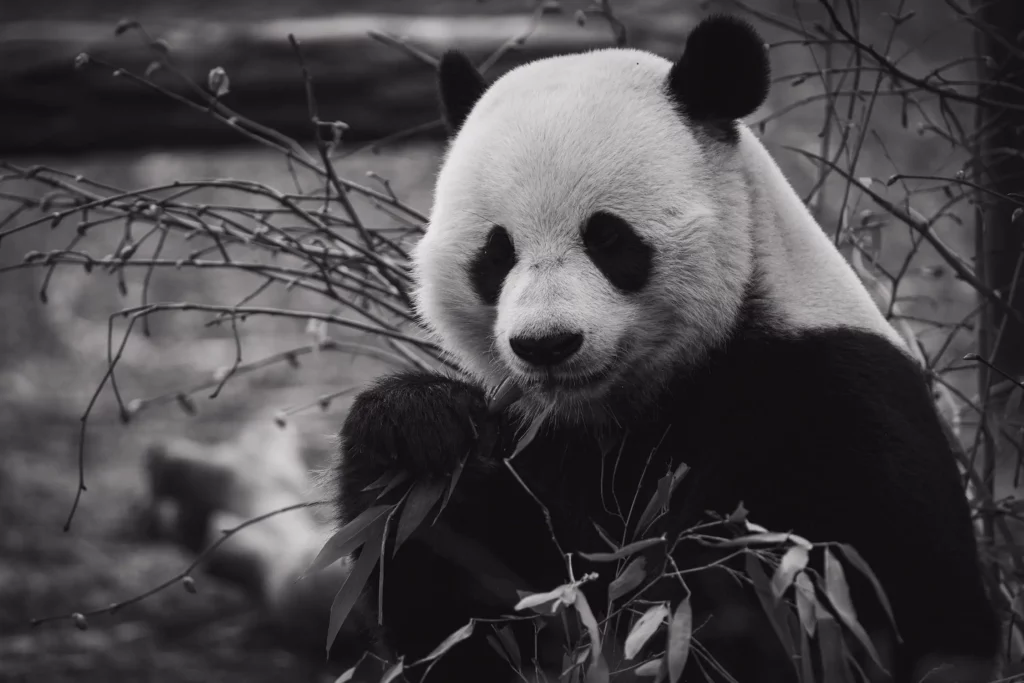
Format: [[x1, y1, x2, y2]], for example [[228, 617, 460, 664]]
[[0, 12, 696, 155]]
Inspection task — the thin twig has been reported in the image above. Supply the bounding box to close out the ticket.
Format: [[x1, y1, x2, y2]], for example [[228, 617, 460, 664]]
[[33, 501, 326, 627]]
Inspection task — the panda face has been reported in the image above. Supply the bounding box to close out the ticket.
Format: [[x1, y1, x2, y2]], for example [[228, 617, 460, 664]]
[[413, 16, 771, 415]]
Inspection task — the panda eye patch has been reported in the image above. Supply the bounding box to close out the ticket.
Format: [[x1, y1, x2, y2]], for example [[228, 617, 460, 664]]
[[469, 225, 516, 305], [583, 212, 622, 250], [582, 211, 652, 293]]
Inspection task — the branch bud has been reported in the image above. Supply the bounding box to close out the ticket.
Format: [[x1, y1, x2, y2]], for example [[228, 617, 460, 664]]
[[114, 18, 140, 35], [207, 67, 230, 98]]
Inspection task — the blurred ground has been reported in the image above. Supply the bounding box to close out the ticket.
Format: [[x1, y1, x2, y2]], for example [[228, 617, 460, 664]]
[[0, 1, 985, 682], [0, 145, 439, 683]]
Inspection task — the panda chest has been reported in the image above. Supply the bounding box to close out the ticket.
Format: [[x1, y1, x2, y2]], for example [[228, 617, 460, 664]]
[[517, 425, 689, 544], [515, 396, 766, 550]]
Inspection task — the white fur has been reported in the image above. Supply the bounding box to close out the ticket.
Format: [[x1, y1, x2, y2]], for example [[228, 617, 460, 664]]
[[412, 48, 908, 410], [734, 126, 907, 350]]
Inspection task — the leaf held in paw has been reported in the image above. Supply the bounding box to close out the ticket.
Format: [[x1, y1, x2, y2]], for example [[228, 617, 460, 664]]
[[487, 377, 523, 413], [325, 514, 386, 655], [509, 404, 554, 460], [436, 452, 468, 520], [375, 471, 412, 500], [394, 480, 446, 554], [361, 470, 396, 492], [305, 505, 391, 577]]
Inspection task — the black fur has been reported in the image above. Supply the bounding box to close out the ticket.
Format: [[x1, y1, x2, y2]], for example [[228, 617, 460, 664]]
[[438, 50, 488, 134], [667, 14, 771, 143], [509, 331, 584, 366], [582, 211, 653, 293], [336, 303, 1000, 682], [469, 225, 516, 305]]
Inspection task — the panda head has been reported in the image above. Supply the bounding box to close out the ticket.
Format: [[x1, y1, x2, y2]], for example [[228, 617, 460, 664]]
[[413, 14, 771, 419]]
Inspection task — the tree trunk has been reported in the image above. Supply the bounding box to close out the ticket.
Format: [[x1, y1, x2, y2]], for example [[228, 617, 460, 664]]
[[973, 1, 1024, 503]]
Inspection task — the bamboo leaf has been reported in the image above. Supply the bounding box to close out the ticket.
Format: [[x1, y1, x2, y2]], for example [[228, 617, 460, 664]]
[[608, 557, 647, 602], [394, 480, 445, 554], [794, 571, 818, 637], [379, 660, 404, 683], [305, 505, 391, 577], [575, 590, 603, 660], [509, 404, 553, 460], [636, 461, 689, 534], [325, 515, 386, 655], [771, 545, 810, 599], [515, 583, 576, 614], [666, 598, 692, 683], [824, 550, 886, 670], [624, 603, 669, 660], [635, 658, 664, 677], [580, 536, 664, 562], [746, 553, 801, 679], [835, 543, 900, 640], [414, 621, 475, 664]]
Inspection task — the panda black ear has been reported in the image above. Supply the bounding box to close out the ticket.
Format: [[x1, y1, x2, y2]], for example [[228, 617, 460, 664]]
[[666, 14, 770, 126], [438, 50, 488, 135]]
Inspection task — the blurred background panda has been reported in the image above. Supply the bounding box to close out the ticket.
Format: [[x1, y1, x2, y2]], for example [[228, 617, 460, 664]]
[[335, 13, 1000, 683]]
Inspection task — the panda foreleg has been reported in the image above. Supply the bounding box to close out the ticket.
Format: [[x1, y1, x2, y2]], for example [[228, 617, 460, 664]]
[[335, 370, 561, 682]]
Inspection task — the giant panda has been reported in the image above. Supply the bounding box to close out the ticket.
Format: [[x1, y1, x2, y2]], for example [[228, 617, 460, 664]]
[[335, 14, 1000, 683]]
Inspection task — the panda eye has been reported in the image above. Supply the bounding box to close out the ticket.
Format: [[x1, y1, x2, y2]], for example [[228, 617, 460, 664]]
[[583, 212, 624, 251], [582, 211, 653, 293], [469, 225, 516, 306], [484, 225, 515, 263]]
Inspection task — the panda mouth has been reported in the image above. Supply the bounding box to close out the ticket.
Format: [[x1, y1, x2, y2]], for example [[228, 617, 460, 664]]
[[533, 365, 614, 393], [504, 348, 626, 397]]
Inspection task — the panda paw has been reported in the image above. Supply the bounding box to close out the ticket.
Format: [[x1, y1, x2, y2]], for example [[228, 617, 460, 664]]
[[337, 371, 497, 513]]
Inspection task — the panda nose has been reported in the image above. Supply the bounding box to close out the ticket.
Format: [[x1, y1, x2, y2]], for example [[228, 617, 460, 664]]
[[509, 332, 584, 366]]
